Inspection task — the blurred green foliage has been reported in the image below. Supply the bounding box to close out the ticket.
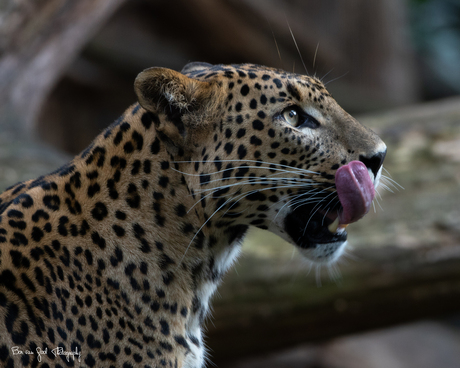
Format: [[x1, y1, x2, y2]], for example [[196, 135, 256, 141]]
[[410, 0, 460, 96]]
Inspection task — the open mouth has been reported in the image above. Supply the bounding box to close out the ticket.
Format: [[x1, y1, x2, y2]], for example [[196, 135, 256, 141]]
[[284, 208, 347, 248], [284, 160, 375, 249]]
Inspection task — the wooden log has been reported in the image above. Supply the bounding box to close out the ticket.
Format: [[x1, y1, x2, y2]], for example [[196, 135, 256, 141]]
[[208, 245, 460, 362]]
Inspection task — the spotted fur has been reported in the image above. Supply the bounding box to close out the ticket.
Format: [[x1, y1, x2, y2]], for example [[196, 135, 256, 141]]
[[0, 62, 386, 368]]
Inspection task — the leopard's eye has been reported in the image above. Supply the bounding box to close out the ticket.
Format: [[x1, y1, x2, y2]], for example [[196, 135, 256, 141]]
[[282, 106, 320, 129], [283, 108, 299, 126]]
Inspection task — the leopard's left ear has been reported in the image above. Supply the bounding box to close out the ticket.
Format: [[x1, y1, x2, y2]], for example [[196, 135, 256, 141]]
[[134, 67, 213, 117]]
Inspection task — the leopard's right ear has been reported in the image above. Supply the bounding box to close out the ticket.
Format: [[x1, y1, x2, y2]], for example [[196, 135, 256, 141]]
[[134, 67, 213, 114], [134, 67, 217, 154]]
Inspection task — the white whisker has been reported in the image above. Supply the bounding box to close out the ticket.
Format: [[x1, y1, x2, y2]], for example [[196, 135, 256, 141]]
[[373, 192, 384, 212], [380, 175, 404, 190], [378, 182, 394, 194], [320, 68, 335, 82], [286, 19, 308, 75], [173, 159, 319, 175], [176, 191, 238, 268], [327, 263, 342, 285], [324, 71, 349, 86], [315, 264, 322, 287], [191, 177, 315, 195], [313, 42, 320, 74]]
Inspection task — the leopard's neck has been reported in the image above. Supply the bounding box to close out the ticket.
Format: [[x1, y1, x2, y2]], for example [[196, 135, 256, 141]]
[[45, 104, 247, 338]]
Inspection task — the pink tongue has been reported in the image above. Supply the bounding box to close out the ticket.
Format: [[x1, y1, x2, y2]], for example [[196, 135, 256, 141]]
[[335, 161, 375, 225]]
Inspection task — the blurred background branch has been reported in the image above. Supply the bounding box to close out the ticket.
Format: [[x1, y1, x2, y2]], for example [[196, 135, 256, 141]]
[[0, 0, 126, 135]]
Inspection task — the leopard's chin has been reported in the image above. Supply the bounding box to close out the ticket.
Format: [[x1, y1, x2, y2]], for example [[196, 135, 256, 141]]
[[283, 206, 348, 263]]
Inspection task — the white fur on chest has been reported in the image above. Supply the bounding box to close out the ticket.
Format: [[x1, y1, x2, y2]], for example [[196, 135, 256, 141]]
[[183, 242, 242, 367], [183, 328, 204, 368]]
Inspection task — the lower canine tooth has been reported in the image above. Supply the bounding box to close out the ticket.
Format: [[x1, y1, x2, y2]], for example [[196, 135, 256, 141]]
[[328, 217, 340, 233]]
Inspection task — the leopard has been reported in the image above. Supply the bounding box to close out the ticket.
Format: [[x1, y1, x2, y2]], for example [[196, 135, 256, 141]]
[[0, 62, 386, 368]]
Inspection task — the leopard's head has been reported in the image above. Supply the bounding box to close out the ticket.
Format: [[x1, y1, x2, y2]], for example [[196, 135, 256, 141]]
[[135, 62, 386, 263]]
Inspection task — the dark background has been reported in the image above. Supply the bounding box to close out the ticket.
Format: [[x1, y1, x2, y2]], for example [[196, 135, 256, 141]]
[[2, 0, 459, 154]]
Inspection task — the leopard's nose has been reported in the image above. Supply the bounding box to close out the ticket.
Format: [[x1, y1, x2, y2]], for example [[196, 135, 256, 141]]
[[359, 148, 386, 179]]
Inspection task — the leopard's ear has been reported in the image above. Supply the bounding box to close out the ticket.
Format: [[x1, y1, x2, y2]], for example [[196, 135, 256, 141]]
[[181, 61, 213, 74], [134, 67, 213, 116], [134, 67, 215, 153]]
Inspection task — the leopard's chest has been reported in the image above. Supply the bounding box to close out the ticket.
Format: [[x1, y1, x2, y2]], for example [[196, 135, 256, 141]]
[[182, 241, 242, 367]]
